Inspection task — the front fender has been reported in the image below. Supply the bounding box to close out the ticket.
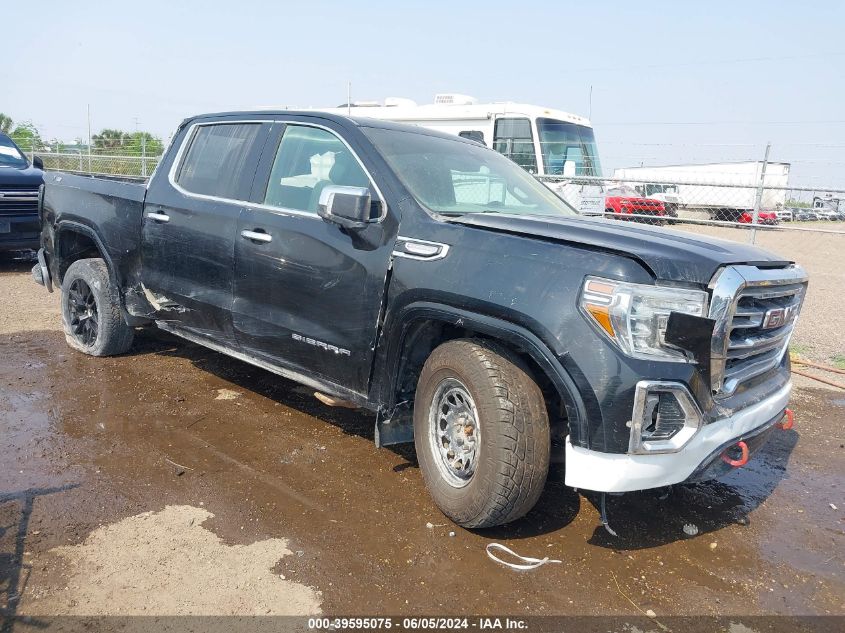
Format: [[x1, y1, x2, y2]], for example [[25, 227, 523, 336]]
[[371, 301, 592, 448]]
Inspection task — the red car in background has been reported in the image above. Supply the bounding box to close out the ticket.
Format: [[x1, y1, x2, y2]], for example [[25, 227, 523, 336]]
[[737, 210, 778, 225], [604, 186, 666, 224]]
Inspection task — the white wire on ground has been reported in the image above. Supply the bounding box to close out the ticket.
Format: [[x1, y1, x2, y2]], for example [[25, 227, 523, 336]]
[[485, 543, 562, 571]]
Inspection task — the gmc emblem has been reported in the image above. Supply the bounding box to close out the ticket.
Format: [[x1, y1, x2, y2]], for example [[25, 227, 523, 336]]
[[761, 305, 797, 329]]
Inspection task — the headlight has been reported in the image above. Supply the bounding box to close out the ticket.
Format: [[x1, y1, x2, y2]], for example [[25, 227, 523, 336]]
[[580, 276, 708, 362]]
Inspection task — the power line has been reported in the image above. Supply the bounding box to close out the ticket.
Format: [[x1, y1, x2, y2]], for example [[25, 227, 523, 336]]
[[597, 120, 845, 126], [571, 51, 845, 73]]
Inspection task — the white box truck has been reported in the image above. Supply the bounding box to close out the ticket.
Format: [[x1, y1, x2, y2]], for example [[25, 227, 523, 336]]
[[613, 161, 790, 221]]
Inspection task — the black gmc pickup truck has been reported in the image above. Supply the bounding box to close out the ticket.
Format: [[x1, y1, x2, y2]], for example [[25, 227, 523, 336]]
[[34, 111, 807, 528]]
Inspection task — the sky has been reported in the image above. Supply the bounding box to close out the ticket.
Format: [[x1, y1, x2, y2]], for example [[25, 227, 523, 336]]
[[3, 0, 844, 186]]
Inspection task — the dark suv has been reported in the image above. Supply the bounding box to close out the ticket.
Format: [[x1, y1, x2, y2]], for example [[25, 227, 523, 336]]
[[0, 132, 44, 252]]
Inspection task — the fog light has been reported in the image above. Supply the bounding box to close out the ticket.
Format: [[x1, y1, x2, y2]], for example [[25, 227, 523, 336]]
[[629, 381, 702, 454]]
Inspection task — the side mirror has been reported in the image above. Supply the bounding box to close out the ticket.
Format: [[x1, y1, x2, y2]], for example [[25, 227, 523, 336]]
[[33, 156, 44, 170], [318, 185, 371, 230]]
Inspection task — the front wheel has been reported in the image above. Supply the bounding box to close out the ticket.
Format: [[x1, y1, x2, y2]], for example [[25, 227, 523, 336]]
[[413, 339, 550, 528], [61, 258, 134, 356]]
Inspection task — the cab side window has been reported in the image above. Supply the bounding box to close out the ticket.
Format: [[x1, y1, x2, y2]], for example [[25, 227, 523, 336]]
[[263, 125, 371, 214], [459, 130, 485, 144], [175, 123, 263, 200], [493, 118, 537, 173]]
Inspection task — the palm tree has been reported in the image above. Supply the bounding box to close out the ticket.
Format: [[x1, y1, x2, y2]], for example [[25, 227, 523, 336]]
[[0, 113, 13, 135], [92, 129, 131, 152]]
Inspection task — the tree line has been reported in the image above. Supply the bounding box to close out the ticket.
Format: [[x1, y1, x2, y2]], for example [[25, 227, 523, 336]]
[[1, 112, 164, 157]]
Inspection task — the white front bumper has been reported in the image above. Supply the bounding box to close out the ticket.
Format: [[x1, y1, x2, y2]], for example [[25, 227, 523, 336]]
[[564, 381, 791, 492]]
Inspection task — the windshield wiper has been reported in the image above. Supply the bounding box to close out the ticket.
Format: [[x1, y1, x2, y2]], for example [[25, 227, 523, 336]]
[[438, 209, 504, 216]]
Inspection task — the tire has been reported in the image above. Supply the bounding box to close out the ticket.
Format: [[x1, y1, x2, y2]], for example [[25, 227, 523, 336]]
[[413, 339, 550, 528], [61, 258, 134, 356]]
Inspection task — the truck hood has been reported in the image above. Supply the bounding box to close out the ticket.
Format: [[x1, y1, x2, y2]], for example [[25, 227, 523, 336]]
[[449, 214, 790, 285], [0, 165, 44, 187]]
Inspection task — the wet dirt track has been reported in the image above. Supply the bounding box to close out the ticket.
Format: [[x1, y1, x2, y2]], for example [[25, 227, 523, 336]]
[[1, 256, 843, 621]]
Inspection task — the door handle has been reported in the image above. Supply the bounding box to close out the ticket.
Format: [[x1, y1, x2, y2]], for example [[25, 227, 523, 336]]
[[240, 229, 272, 243], [145, 211, 170, 223]]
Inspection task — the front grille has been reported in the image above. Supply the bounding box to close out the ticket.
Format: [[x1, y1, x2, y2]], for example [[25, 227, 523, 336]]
[[709, 265, 808, 396], [0, 185, 39, 217], [724, 284, 804, 392]]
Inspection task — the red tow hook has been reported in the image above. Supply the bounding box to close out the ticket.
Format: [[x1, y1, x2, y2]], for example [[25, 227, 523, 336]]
[[777, 408, 795, 430], [721, 441, 750, 468]]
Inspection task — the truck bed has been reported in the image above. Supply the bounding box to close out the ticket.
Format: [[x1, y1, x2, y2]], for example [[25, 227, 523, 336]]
[[41, 171, 148, 283]]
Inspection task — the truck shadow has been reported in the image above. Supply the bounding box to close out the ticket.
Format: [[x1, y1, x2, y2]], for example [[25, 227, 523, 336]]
[[584, 429, 799, 549], [126, 328, 798, 545], [127, 328, 586, 534], [0, 252, 36, 276], [128, 328, 420, 459]]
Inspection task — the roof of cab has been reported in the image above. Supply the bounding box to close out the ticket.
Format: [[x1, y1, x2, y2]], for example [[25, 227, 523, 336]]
[[181, 110, 478, 144]]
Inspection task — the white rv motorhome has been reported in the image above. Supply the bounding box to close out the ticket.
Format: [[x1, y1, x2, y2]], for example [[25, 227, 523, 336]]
[[813, 193, 845, 218], [318, 95, 604, 213]]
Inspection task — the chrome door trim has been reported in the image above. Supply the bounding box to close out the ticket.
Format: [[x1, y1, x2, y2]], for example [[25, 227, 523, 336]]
[[144, 211, 171, 223], [240, 229, 272, 243], [392, 236, 450, 261]]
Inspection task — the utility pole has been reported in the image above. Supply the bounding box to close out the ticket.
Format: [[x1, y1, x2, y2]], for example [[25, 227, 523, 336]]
[[87, 104, 92, 173], [133, 117, 147, 178], [347, 81, 352, 116], [749, 142, 771, 245]]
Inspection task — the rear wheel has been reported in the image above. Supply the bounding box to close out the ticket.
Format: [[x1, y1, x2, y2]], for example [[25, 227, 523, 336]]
[[413, 339, 550, 528], [61, 258, 134, 356]]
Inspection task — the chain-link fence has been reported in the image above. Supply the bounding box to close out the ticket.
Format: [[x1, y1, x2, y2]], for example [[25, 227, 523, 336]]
[[537, 173, 845, 242], [31, 151, 160, 180], [20, 140, 845, 242]]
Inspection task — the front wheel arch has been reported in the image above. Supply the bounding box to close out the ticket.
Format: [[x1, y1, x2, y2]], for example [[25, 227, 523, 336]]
[[376, 304, 590, 448]]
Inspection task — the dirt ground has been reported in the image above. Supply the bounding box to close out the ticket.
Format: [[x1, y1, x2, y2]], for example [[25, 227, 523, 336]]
[[0, 237, 843, 628]]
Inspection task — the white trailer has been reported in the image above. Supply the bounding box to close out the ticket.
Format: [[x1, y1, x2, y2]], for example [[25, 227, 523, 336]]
[[613, 161, 790, 219], [315, 95, 605, 214]]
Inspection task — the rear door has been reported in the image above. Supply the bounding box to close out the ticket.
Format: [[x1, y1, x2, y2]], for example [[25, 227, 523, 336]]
[[233, 120, 396, 395], [140, 119, 269, 345]]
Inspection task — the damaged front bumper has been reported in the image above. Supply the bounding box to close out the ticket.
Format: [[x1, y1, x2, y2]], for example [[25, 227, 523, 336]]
[[563, 380, 791, 493]]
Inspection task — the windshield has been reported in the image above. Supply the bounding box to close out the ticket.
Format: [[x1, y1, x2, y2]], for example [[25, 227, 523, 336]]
[[0, 135, 29, 169], [537, 118, 601, 177], [607, 186, 640, 197], [363, 127, 578, 218], [644, 183, 678, 196]]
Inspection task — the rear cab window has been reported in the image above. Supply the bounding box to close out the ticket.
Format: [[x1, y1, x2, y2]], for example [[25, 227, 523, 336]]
[[174, 122, 264, 200]]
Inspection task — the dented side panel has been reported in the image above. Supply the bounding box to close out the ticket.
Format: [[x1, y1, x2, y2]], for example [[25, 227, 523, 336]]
[[40, 172, 147, 290], [136, 119, 270, 346]]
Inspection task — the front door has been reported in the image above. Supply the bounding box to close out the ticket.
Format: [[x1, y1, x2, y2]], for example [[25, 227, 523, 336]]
[[233, 121, 396, 395], [140, 120, 269, 344]]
